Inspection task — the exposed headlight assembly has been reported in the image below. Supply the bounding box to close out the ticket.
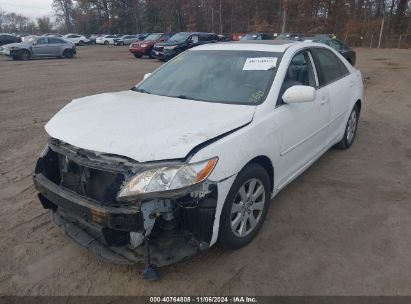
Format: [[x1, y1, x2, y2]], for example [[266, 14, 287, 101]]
[[117, 157, 218, 201], [140, 44, 148, 48]]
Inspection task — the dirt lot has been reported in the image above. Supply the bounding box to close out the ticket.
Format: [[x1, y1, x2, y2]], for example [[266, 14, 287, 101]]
[[0, 45, 410, 296]]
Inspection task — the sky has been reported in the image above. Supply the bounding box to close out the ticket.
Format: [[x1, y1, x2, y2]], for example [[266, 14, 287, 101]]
[[0, 0, 53, 19]]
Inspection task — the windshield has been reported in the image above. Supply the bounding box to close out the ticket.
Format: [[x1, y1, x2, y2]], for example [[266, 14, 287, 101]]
[[240, 34, 259, 40], [145, 33, 162, 41], [168, 32, 191, 43], [26, 36, 38, 43], [135, 50, 281, 104]]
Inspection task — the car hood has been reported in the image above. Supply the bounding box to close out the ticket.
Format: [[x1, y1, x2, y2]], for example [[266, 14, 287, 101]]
[[157, 40, 186, 46], [45, 90, 256, 162], [2, 42, 23, 48]]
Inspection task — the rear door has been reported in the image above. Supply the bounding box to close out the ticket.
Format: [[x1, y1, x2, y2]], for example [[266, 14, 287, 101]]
[[48, 37, 65, 56], [311, 47, 355, 144], [274, 50, 330, 186]]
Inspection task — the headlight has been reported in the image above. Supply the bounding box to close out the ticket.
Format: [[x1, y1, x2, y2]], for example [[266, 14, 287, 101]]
[[164, 45, 177, 50], [140, 44, 148, 48], [117, 157, 218, 201]]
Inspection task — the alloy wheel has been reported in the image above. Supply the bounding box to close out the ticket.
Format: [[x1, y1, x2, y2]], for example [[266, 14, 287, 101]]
[[230, 178, 266, 237], [346, 110, 357, 143]]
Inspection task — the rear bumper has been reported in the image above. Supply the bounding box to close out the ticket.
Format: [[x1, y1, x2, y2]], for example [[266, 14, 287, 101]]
[[33, 173, 144, 232]]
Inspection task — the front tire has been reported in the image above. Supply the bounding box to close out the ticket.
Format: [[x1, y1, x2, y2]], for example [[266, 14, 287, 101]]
[[133, 54, 142, 58], [78, 40, 84, 46], [63, 49, 74, 59], [218, 163, 271, 249], [335, 104, 360, 149], [104, 40, 109, 45], [18, 50, 30, 61]]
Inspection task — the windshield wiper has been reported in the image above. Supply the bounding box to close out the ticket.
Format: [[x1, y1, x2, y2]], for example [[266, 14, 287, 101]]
[[131, 87, 151, 94]]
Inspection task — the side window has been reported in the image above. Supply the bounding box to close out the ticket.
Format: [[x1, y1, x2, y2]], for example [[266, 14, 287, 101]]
[[190, 35, 199, 43], [37, 38, 48, 44], [277, 51, 316, 106], [49, 38, 63, 44], [312, 48, 348, 86]]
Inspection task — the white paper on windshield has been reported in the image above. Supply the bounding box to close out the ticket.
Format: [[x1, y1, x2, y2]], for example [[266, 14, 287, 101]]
[[243, 57, 278, 71]]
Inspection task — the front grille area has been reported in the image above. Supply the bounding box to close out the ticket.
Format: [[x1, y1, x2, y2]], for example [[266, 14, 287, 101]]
[[37, 147, 126, 205], [154, 46, 164, 52]]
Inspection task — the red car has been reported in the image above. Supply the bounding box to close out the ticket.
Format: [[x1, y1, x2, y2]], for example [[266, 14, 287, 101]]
[[129, 33, 173, 58]]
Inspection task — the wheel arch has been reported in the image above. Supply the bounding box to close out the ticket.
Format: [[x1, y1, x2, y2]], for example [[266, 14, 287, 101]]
[[244, 155, 274, 194], [355, 99, 362, 113]]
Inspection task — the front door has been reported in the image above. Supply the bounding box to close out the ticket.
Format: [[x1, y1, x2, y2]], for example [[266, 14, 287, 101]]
[[273, 50, 330, 188], [31, 37, 52, 56]]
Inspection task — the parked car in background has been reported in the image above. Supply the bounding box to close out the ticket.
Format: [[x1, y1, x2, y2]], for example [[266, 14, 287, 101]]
[[304, 36, 356, 65], [0, 36, 76, 60], [86, 35, 98, 45], [231, 33, 246, 41], [137, 33, 150, 41], [0, 34, 21, 46], [240, 33, 273, 40], [129, 32, 173, 58], [152, 32, 218, 61], [96, 35, 117, 45], [276, 33, 304, 41], [33, 41, 363, 273], [114, 35, 139, 46], [43, 33, 63, 37], [218, 34, 231, 42], [63, 34, 89, 46]]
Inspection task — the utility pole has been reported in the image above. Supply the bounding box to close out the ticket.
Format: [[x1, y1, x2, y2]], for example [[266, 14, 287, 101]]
[[378, 18, 384, 48], [281, 6, 286, 33], [219, 0, 222, 35]]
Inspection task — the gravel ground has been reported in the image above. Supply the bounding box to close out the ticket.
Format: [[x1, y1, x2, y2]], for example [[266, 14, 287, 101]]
[[0, 45, 410, 296]]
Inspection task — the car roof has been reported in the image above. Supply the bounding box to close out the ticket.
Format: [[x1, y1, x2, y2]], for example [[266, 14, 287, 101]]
[[193, 40, 296, 52]]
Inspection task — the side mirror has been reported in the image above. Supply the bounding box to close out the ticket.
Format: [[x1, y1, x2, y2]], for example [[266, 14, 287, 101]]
[[143, 73, 152, 80], [282, 85, 316, 104]]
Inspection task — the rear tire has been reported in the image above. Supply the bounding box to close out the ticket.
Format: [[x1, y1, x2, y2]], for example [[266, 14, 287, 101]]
[[334, 104, 360, 149], [218, 163, 271, 249], [133, 54, 142, 58], [104, 40, 109, 45], [78, 40, 84, 46], [63, 49, 74, 59], [19, 50, 30, 61]]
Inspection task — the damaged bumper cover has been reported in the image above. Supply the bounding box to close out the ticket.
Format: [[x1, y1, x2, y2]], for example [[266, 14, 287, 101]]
[[33, 139, 218, 266]]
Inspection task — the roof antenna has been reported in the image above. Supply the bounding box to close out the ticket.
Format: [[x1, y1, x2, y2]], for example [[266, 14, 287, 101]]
[[143, 237, 160, 280]]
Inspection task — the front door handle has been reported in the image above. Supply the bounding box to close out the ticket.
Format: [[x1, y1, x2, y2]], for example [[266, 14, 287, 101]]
[[320, 96, 329, 105]]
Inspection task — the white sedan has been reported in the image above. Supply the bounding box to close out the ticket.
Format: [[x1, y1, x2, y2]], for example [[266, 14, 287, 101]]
[[95, 35, 117, 45], [63, 34, 89, 46], [33, 41, 363, 273]]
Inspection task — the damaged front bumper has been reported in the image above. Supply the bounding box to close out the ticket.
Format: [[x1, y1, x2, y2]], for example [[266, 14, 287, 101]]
[[33, 139, 218, 266]]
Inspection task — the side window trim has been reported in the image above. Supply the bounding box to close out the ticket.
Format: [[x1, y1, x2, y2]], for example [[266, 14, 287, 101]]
[[307, 51, 319, 87]]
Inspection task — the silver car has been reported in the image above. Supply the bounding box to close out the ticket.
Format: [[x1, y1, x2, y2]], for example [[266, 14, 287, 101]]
[[0, 36, 76, 60], [114, 35, 139, 46]]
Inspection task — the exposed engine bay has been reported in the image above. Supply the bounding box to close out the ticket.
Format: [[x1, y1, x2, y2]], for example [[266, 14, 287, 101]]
[[33, 138, 218, 267]]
